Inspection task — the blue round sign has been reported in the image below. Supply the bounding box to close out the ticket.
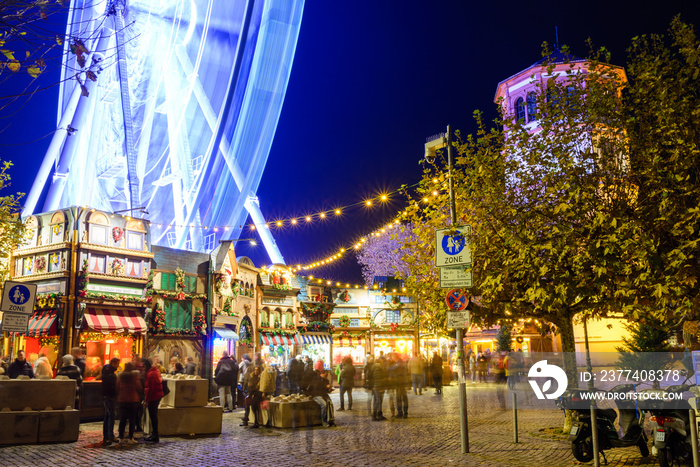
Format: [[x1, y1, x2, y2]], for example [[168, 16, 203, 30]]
[[441, 231, 465, 256], [9, 285, 30, 305]]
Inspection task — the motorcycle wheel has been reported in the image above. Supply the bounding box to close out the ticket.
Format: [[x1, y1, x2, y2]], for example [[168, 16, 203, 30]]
[[636, 437, 649, 457], [571, 439, 594, 463], [657, 447, 671, 467]]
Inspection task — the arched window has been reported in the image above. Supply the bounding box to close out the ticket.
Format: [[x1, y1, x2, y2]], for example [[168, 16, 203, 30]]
[[515, 97, 526, 121], [49, 211, 66, 244], [86, 211, 110, 245], [261, 307, 270, 327], [526, 92, 537, 122], [273, 309, 282, 328]]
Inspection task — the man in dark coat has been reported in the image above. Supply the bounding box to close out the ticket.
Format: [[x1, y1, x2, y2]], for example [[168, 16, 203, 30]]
[[370, 356, 388, 421], [101, 357, 120, 445], [71, 347, 86, 376], [8, 350, 35, 379], [431, 351, 443, 394], [305, 369, 335, 427], [287, 354, 304, 394], [214, 350, 239, 412], [57, 354, 83, 408]]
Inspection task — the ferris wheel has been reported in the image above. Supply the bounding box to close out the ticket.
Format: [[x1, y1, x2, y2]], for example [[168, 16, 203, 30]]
[[24, 0, 304, 263]]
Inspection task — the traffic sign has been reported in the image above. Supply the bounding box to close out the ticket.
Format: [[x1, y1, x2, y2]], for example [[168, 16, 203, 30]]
[[0, 312, 30, 333], [435, 225, 472, 267], [445, 288, 469, 311], [447, 311, 471, 329], [1, 281, 37, 314], [440, 265, 473, 289]]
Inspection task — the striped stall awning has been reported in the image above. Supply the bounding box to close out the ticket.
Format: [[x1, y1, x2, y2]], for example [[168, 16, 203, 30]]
[[260, 333, 299, 346], [300, 333, 332, 345], [374, 333, 414, 340], [214, 327, 239, 340], [84, 308, 147, 334], [27, 310, 59, 336], [336, 336, 366, 347]]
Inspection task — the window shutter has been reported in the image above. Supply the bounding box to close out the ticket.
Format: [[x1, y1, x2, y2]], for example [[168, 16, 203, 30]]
[[187, 276, 197, 293], [164, 300, 174, 329], [169, 273, 177, 291], [182, 302, 193, 329]]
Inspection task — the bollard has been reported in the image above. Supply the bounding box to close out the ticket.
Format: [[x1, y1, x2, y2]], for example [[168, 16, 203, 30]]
[[512, 391, 518, 443]]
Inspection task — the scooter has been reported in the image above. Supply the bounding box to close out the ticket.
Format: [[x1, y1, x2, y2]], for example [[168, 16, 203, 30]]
[[557, 383, 649, 463], [645, 381, 695, 467]]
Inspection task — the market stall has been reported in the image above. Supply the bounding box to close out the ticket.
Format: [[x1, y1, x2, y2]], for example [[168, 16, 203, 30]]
[[260, 332, 298, 368], [299, 333, 332, 369], [332, 334, 366, 366], [212, 325, 239, 375], [372, 333, 415, 359]]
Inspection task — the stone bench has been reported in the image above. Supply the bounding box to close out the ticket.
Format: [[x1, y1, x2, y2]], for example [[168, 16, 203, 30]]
[[262, 400, 323, 428]]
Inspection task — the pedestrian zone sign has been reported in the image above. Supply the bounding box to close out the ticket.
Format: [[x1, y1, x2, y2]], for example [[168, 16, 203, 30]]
[[1, 281, 37, 314], [435, 225, 471, 267]]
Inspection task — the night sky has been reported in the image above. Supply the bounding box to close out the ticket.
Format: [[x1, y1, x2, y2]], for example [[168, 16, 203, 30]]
[[3, 1, 700, 285]]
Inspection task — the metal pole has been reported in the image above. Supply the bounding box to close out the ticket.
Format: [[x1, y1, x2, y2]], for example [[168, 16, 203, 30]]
[[583, 318, 600, 467], [448, 124, 469, 454], [690, 408, 700, 467], [512, 391, 519, 443]]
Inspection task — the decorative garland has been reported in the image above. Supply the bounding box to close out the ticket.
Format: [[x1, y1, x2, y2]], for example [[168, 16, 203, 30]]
[[384, 295, 403, 310], [154, 290, 207, 301], [152, 303, 165, 333], [78, 259, 89, 297], [83, 291, 151, 304], [300, 321, 335, 334], [37, 336, 60, 352], [219, 297, 238, 317], [35, 293, 64, 309], [214, 274, 224, 295], [111, 257, 124, 275], [338, 315, 351, 327], [175, 268, 186, 292], [112, 226, 123, 243], [239, 335, 253, 346], [272, 283, 292, 292], [80, 331, 133, 342], [35, 256, 47, 273], [259, 327, 297, 336], [339, 290, 350, 303], [300, 301, 335, 315], [193, 307, 205, 335]]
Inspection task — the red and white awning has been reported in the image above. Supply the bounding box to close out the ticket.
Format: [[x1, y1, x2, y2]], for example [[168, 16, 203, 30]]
[[84, 308, 147, 334], [260, 333, 298, 346], [27, 310, 59, 336]]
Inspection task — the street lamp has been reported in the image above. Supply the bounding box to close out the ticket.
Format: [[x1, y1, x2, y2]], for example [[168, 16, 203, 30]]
[[425, 124, 469, 455]]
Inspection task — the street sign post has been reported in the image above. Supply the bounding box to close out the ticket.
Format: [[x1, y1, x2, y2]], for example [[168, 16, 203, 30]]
[[1, 281, 37, 314], [435, 225, 472, 267], [447, 310, 471, 329], [445, 288, 469, 311], [440, 265, 473, 289], [0, 312, 30, 333]]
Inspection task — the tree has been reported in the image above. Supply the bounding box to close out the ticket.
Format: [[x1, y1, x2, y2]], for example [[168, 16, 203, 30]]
[[0, 160, 26, 280], [616, 321, 672, 388], [355, 223, 413, 285], [497, 324, 512, 352]]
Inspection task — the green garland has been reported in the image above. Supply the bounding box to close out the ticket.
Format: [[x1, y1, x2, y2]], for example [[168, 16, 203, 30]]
[[193, 307, 205, 335], [37, 336, 60, 352], [78, 259, 89, 298], [259, 327, 297, 336], [152, 303, 165, 333], [83, 291, 150, 304], [300, 321, 335, 334], [300, 301, 334, 314], [338, 315, 351, 327], [154, 290, 207, 300], [272, 283, 292, 292], [35, 293, 64, 309], [175, 268, 186, 291]]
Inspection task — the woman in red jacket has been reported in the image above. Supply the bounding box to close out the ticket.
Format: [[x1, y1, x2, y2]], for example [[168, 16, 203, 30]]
[[143, 358, 164, 443], [117, 362, 142, 444]]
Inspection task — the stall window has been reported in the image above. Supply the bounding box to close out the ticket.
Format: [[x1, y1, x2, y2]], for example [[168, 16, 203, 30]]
[[89, 254, 106, 273], [90, 224, 109, 245], [273, 310, 281, 328], [332, 318, 360, 327], [164, 300, 192, 330], [126, 231, 144, 250], [50, 223, 63, 244], [126, 259, 141, 278], [161, 273, 176, 290], [23, 257, 34, 276], [338, 307, 359, 315], [385, 310, 401, 324], [48, 253, 61, 272]]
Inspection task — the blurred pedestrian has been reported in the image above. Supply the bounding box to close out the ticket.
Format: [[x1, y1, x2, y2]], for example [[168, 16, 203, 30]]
[[57, 354, 82, 407], [260, 363, 277, 427], [33, 353, 52, 378], [152, 356, 167, 374], [8, 350, 35, 379], [306, 369, 335, 427], [243, 365, 263, 428], [431, 351, 443, 395], [184, 356, 196, 376], [469, 351, 477, 383], [363, 354, 375, 414], [143, 358, 164, 443], [215, 350, 238, 412], [369, 356, 388, 421], [477, 352, 488, 382], [101, 357, 120, 446], [71, 347, 85, 377], [286, 353, 303, 394], [338, 356, 355, 411], [420, 353, 429, 389], [390, 353, 409, 418], [408, 352, 424, 395], [117, 362, 141, 445]]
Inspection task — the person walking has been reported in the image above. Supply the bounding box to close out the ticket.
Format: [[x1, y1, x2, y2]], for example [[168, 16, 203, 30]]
[[8, 350, 35, 379], [338, 356, 355, 411], [408, 353, 423, 395], [117, 362, 142, 445], [469, 351, 477, 383], [70, 347, 86, 377], [101, 357, 120, 446], [369, 356, 388, 421], [390, 354, 409, 418], [33, 353, 52, 378], [57, 354, 82, 407], [430, 351, 443, 395], [143, 358, 164, 443], [260, 363, 277, 427], [243, 365, 263, 428], [214, 350, 238, 412], [420, 353, 429, 389], [286, 354, 303, 394], [306, 369, 335, 427], [477, 352, 487, 382], [184, 356, 196, 375]]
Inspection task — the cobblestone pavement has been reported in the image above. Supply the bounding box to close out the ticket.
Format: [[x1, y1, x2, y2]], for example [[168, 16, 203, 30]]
[[0, 383, 668, 467]]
